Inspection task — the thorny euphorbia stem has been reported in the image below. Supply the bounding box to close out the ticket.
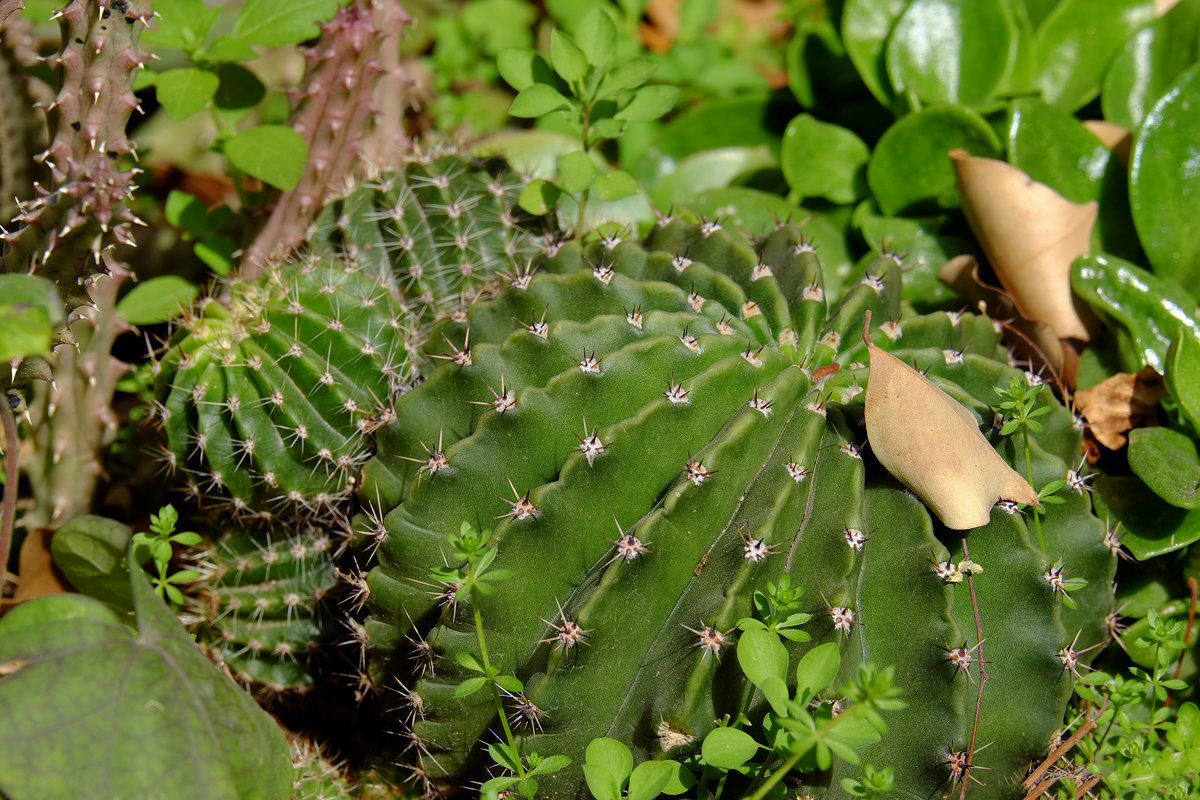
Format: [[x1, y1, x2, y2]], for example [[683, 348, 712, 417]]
[[0, 394, 19, 592], [961, 536, 986, 800]]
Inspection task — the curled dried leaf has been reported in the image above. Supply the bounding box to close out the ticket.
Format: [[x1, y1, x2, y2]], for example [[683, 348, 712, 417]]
[[949, 149, 1096, 342], [863, 311, 1039, 530], [1074, 366, 1165, 451]]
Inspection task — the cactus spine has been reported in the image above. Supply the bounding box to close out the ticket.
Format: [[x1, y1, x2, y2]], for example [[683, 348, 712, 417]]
[[361, 218, 1116, 798]]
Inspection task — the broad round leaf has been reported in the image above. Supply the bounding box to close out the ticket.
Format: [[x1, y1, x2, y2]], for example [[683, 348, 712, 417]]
[[781, 113, 869, 204], [509, 84, 571, 117], [1128, 427, 1200, 508], [867, 106, 1001, 215], [225, 125, 307, 191], [700, 727, 760, 770], [1130, 63, 1200, 285], [886, 0, 1016, 107], [152, 68, 219, 121], [49, 515, 134, 612], [1167, 327, 1200, 436], [615, 85, 679, 122], [592, 169, 639, 201], [574, 6, 617, 68], [117, 276, 199, 326], [1102, 0, 1200, 130], [231, 0, 339, 46], [556, 149, 599, 194], [842, 0, 908, 106]]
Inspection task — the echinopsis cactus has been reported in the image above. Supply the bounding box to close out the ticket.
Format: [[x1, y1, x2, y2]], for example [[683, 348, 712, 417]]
[[360, 218, 1117, 798], [155, 252, 417, 518], [187, 524, 340, 693]]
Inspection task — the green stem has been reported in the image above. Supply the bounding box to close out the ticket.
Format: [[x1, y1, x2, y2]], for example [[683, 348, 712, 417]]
[[474, 598, 525, 778], [1021, 427, 1045, 550], [0, 394, 19, 592], [574, 105, 591, 240], [744, 748, 804, 800]]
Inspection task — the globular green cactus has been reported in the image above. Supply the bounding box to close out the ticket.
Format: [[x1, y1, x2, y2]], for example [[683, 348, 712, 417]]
[[155, 252, 417, 517], [188, 525, 340, 694], [361, 217, 1117, 798], [309, 148, 547, 329]]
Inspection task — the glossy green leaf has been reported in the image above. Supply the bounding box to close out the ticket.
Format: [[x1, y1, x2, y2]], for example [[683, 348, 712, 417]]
[[867, 106, 1002, 215], [1128, 427, 1200, 508], [625, 761, 676, 800], [232, 0, 339, 46], [1095, 475, 1200, 559], [886, 0, 1016, 107], [781, 114, 869, 204], [1130, 62, 1200, 285], [574, 7, 617, 68], [841, 0, 908, 106], [153, 68, 219, 122], [224, 125, 307, 191], [700, 727, 760, 770], [615, 85, 679, 122], [592, 169, 639, 201], [649, 146, 777, 211], [0, 564, 291, 800], [1034, 0, 1155, 110], [116, 277, 198, 326], [1103, 0, 1200, 130], [0, 275, 61, 363], [1167, 327, 1200, 436], [550, 29, 587, 83], [509, 84, 572, 117], [556, 150, 598, 194], [49, 515, 134, 613]]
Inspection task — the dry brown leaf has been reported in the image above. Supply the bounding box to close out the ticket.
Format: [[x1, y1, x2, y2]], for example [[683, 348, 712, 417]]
[[10, 528, 72, 605], [863, 311, 1039, 530], [1074, 366, 1166, 451], [949, 150, 1097, 342]]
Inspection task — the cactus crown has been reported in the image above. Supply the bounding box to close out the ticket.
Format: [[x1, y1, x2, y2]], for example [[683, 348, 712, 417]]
[[361, 217, 1116, 798]]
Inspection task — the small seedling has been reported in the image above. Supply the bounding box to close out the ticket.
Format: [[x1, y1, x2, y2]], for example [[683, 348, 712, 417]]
[[130, 504, 201, 606]]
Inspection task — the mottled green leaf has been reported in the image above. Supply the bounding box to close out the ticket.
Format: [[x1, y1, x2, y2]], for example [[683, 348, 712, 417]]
[[49, 515, 134, 613], [1095, 475, 1200, 559]]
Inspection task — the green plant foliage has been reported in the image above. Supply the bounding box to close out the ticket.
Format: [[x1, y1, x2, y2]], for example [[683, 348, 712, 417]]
[[362, 217, 1115, 798], [780, 114, 869, 204], [1102, 0, 1200, 130], [0, 561, 292, 800], [49, 513, 135, 612], [0, 274, 62, 364]]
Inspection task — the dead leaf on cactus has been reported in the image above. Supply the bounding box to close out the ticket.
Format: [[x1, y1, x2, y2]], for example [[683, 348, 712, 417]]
[[1074, 366, 1166, 452], [950, 149, 1097, 342], [862, 311, 1039, 530]]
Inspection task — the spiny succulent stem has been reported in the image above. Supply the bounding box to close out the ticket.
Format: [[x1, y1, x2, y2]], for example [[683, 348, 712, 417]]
[[961, 536, 986, 800], [0, 393, 18, 590]]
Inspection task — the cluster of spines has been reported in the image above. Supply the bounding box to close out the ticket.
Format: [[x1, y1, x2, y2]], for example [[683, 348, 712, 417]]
[[242, 0, 415, 273], [1, 0, 149, 311], [361, 217, 1117, 798], [154, 251, 417, 519], [187, 526, 342, 693], [310, 148, 550, 331]]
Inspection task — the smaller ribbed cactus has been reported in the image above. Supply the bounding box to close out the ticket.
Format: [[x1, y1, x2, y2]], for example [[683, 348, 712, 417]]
[[155, 252, 417, 517], [310, 149, 548, 328], [289, 740, 356, 800], [188, 525, 340, 693]]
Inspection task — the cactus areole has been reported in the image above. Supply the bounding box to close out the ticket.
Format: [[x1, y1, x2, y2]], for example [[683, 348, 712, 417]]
[[361, 218, 1115, 798]]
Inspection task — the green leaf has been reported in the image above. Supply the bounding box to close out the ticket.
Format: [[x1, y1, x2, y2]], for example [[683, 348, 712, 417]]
[[886, 0, 1017, 107], [0, 563, 291, 800], [1128, 427, 1200, 509], [867, 106, 1002, 215], [795, 641, 840, 704], [1094, 475, 1200, 559], [595, 57, 657, 99], [528, 754, 571, 776], [494, 674, 524, 693], [1130, 62, 1200, 285], [164, 190, 209, 236], [625, 760, 676, 800], [615, 85, 678, 122], [510, 84, 572, 117], [454, 651, 485, 672], [1034, 0, 1155, 111], [736, 628, 789, 692], [454, 676, 489, 697], [841, 0, 908, 107], [592, 169, 639, 201], [0, 275, 62, 362], [141, 0, 221, 51], [498, 49, 553, 92], [584, 737, 633, 799], [200, 35, 258, 62], [488, 741, 521, 772], [232, 0, 339, 46], [154, 68, 219, 122], [195, 236, 236, 276], [1167, 327, 1200, 436], [700, 727, 761, 770], [49, 515, 134, 613], [224, 125, 307, 190], [550, 29, 588, 84], [518, 178, 563, 215], [781, 114, 869, 204], [116, 277, 198, 326], [1102, 0, 1200, 130], [574, 7, 618, 68], [556, 150, 598, 194], [213, 63, 266, 114], [582, 765, 621, 800]]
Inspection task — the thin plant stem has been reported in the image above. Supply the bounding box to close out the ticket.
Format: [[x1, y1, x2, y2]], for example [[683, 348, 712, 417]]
[[1021, 428, 1045, 550], [474, 600, 525, 777], [960, 536, 986, 800], [0, 394, 19, 594], [574, 104, 591, 240]]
